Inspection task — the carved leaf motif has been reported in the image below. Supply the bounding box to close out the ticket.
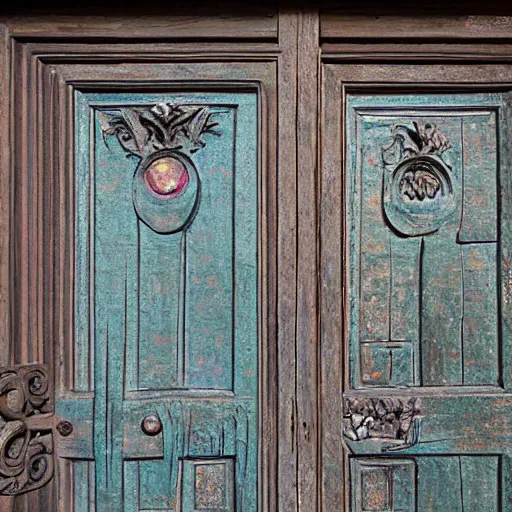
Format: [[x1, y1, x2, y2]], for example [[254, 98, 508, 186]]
[[99, 103, 220, 158], [382, 122, 451, 166]]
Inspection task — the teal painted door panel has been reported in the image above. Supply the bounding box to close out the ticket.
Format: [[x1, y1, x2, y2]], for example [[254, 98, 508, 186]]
[[343, 92, 512, 510], [57, 92, 258, 511]]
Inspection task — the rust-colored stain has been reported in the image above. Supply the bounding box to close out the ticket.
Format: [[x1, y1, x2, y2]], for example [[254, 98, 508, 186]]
[[207, 275, 219, 287], [99, 179, 120, 192], [194, 463, 225, 509], [154, 335, 173, 346], [468, 248, 486, 271]]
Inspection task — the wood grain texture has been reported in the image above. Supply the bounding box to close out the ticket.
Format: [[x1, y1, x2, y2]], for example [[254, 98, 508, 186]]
[[0, 23, 9, 368], [296, 10, 319, 512], [6, 30, 282, 510], [320, 63, 345, 512], [7, 6, 512, 512], [321, 14, 512, 40], [3, 9, 278, 40], [276, 11, 298, 512], [323, 60, 512, 512]]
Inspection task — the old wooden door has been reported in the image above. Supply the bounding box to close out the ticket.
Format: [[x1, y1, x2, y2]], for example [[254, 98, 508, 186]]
[[5, 7, 512, 512], [322, 60, 512, 511], [62, 91, 259, 512]]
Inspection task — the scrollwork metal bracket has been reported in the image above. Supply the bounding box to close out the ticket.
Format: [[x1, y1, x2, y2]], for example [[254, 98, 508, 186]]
[[0, 364, 54, 495]]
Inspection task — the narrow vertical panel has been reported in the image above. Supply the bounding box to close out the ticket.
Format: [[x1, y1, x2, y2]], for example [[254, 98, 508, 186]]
[[390, 236, 422, 383], [361, 467, 390, 510], [185, 109, 235, 390], [122, 462, 139, 512], [359, 119, 391, 342], [93, 107, 136, 512], [0, 25, 10, 364], [459, 114, 497, 242], [321, 64, 345, 512], [462, 244, 499, 385], [392, 462, 417, 511], [296, 12, 320, 512], [232, 95, 258, 399], [499, 93, 512, 391], [417, 457, 463, 512], [74, 462, 95, 512], [460, 456, 499, 512], [420, 118, 464, 386], [75, 93, 92, 392], [422, 233, 463, 386], [138, 224, 182, 390]]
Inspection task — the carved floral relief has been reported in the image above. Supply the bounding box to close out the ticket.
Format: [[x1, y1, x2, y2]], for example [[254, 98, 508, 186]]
[[382, 122, 456, 237], [99, 103, 221, 234]]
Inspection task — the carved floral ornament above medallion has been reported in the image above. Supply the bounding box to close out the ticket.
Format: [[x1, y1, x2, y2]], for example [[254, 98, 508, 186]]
[[381, 122, 456, 237], [99, 103, 222, 234]]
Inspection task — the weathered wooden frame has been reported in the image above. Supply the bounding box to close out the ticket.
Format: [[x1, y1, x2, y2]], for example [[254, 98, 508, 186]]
[[320, 43, 512, 512], [2, 6, 512, 512]]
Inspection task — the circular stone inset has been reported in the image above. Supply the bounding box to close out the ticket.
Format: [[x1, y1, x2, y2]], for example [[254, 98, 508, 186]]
[[144, 156, 189, 197]]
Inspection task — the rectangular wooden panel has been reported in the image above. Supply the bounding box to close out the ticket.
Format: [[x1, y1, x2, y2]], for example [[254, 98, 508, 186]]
[[346, 93, 503, 388], [352, 456, 500, 512], [417, 456, 500, 512], [351, 459, 416, 512], [182, 459, 235, 512], [72, 90, 258, 512], [459, 114, 498, 242], [320, 15, 512, 40]]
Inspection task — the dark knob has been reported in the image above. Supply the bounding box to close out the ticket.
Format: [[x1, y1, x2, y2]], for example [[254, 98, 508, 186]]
[[56, 420, 74, 437], [141, 414, 162, 436]]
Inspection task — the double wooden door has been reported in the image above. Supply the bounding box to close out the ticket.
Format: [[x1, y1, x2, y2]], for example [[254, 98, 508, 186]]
[[1, 7, 512, 512]]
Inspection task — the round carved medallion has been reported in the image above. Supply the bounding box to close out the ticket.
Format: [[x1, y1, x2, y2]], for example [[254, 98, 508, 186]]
[[133, 150, 200, 234], [383, 155, 456, 237]]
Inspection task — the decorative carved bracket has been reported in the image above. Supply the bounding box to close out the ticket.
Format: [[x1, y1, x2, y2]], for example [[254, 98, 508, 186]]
[[343, 397, 422, 453], [0, 365, 54, 495]]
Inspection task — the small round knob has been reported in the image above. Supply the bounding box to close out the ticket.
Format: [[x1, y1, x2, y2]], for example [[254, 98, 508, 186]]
[[56, 420, 74, 437], [141, 414, 162, 436]]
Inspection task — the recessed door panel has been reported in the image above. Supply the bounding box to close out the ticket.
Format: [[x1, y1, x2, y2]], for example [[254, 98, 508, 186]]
[[322, 67, 512, 512], [345, 94, 503, 389], [58, 91, 259, 512]]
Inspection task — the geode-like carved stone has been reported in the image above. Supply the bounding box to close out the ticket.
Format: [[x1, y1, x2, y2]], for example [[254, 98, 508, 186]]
[[343, 397, 421, 451]]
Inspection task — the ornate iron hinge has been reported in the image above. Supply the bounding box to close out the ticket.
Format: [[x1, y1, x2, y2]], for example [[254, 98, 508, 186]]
[[0, 364, 54, 495]]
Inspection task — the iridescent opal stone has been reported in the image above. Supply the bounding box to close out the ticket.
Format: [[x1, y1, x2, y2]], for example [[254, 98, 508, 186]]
[[144, 156, 189, 197]]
